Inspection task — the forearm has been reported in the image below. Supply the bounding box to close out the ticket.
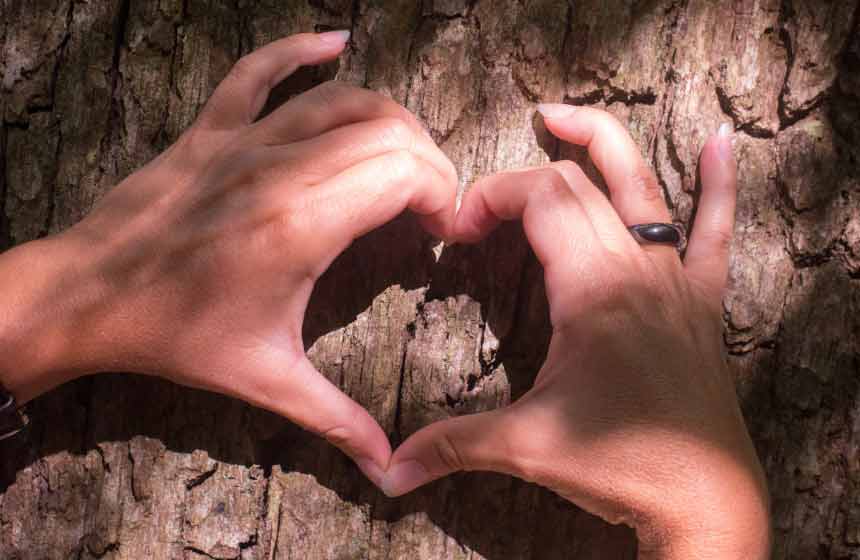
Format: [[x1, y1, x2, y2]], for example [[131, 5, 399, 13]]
[[0, 235, 107, 403], [640, 523, 771, 560]]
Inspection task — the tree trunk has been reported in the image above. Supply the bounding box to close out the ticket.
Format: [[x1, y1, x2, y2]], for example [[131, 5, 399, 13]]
[[1, 0, 858, 558]]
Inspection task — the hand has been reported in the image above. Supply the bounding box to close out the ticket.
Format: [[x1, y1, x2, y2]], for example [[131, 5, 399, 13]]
[[0, 31, 458, 485], [382, 107, 770, 558]]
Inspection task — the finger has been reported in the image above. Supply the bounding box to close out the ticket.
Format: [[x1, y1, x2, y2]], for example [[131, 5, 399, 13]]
[[452, 166, 603, 326], [269, 116, 457, 190], [290, 150, 457, 260], [453, 166, 600, 269], [249, 81, 430, 147], [456, 162, 635, 253], [197, 31, 350, 131], [237, 353, 391, 488], [537, 105, 678, 261], [545, 161, 641, 255], [380, 409, 518, 497], [537, 105, 671, 224], [684, 124, 737, 300]]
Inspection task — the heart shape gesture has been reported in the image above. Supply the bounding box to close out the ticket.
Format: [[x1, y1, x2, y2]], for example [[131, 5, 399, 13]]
[[382, 105, 770, 557], [0, 32, 770, 558]]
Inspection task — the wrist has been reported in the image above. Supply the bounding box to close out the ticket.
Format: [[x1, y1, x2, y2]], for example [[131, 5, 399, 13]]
[[636, 452, 771, 560], [0, 235, 112, 403], [639, 518, 770, 560], [639, 513, 770, 560]]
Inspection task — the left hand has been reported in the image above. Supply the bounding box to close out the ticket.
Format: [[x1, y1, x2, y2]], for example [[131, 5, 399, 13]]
[[381, 107, 770, 558], [0, 31, 458, 485]]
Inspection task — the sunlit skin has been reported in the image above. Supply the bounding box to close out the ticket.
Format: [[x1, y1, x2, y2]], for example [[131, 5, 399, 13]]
[[0, 32, 769, 558]]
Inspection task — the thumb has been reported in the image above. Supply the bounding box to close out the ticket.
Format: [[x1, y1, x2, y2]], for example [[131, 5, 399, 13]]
[[234, 353, 392, 488], [382, 409, 524, 497]]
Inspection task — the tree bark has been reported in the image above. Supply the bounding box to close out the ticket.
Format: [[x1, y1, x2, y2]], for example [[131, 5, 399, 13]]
[[1, 0, 859, 558]]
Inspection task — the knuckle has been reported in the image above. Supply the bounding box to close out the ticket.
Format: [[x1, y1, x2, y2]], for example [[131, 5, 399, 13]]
[[229, 53, 260, 83], [533, 167, 572, 201], [595, 108, 622, 126], [433, 432, 466, 472], [374, 117, 417, 151], [258, 202, 305, 255], [312, 80, 353, 105], [228, 148, 272, 185], [173, 127, 245, 174], [173, 125, 210, 164], [551, 159, 582, 176], [273, 202, 306, 239], [320, 425, 353, 450], [319, 405, 364, 453], [386, 149, 422, 178]]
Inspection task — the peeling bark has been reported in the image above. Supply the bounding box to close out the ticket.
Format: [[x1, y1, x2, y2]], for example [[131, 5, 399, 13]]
[[1, 1, 859, 558]]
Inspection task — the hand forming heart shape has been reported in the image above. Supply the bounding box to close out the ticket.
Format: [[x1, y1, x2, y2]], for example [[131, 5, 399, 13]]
[[0, 32, 770, 558]]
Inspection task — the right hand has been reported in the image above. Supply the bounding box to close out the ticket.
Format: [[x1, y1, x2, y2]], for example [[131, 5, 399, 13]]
[[0, 31, 458, 486], [383, 107, 770, 558]]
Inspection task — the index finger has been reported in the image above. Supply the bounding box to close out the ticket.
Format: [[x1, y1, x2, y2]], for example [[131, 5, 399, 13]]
[[536, 105, 672, 227], [249, 82, 429, 146], [197, 31, 351, 131]]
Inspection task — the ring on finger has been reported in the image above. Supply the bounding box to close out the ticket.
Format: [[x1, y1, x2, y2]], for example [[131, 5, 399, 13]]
[[627, 222, 686, 251]]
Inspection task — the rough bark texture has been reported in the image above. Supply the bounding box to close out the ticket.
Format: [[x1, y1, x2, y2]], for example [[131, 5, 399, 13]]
[[1, 1, 859, 558]]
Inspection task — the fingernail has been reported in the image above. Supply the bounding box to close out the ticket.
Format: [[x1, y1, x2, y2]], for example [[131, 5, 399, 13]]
[[536, 103, 577, 119], [717, 123, 734, 161], [355, 457, 385, 489], [380, 460, 430, 498], [318, 29, 351, 46]]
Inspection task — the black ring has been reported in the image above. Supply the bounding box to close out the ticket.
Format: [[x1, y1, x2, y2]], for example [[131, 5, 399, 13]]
[[628, 223, 686, 249]]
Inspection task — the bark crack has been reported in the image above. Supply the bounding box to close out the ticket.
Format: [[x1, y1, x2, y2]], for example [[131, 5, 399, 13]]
[[391, 304, 417, 445], [403, 0, 425, 109], [270, 494, 284, 560], [651, 2, 687, 213], [185, 463, 218, 490], [86, 540, 120, 559], [183, 545, 227, 560], [773, 0, 831, 131], [40, 0, 75, 237]]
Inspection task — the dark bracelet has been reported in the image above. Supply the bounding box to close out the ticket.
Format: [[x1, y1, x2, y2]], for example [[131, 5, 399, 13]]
[[0, 384, 29, 441]]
